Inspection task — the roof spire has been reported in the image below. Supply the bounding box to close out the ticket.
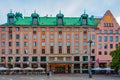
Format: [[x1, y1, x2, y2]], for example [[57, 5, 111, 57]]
[[59, 10, 61, 14], [84, 9, 86, 14], [34, 10, 36, 13], [10, 9, 12, 13]]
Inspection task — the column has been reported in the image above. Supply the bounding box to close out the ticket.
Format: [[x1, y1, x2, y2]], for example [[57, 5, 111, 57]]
[[37, 28, 41, 55], [5, 28, 8, 67], [12, 28, 16, 55], [71, 64, 74, 73], [80, 63, 83, 73], [29, 28, 32, 54], [20, 28, 23, 68], [63, 28, 66, 54], [46, 63, 49, 71], [80, 28, 83, 54], [54, 28, 58, 54], [46, 28, 50, 54], [71, 28, 74, 54]]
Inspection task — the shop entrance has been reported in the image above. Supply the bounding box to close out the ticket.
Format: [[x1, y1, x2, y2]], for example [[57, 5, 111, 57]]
[[49, 64, 71, 73]]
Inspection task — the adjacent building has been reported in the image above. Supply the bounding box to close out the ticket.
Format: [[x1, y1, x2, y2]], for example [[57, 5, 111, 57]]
[[0, 10, 119, 73]]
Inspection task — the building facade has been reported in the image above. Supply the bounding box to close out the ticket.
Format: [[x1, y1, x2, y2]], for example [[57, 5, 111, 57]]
[[0, 10, 119, 73]]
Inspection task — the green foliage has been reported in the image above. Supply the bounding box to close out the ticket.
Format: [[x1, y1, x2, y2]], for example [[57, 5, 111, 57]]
[[110, 43, 120, 68]]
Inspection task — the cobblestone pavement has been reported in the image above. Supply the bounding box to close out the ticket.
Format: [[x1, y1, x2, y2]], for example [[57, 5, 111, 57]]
[[0, 74, 120, 80]]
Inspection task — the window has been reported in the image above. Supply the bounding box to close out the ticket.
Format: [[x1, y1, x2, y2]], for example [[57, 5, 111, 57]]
[[42, 28, 45, 31], [24, 34, 28, 39], [67, 42, 70, 46], [9, 49, 12, 54], [75, 49, 78, 54], [98, 30, 102, 34], [75, 28, 78, 31], [1, 34, 5, 39], [41, 56, 46, 62], [67, 34, 70, 39], [75, 42, 79, 46], [24, 42, 28, 46], [58, 42, 62, 46], [24, 49, 28, 54], [2, 49, 5, 54], [33, 18, 38, 25], [58, 18, 62, 25], [91, 34, 95, 40], [104, 36, 107, 42], [42, 42, 45, 46], [67, 46, 70, 54], [98, 36, 102, 42], [33, 34, 36, 39], [1, 57, 5, 62], [91, 28, 95, 32], [9, 34, 12, 39], [98, 51, 102, 55], [42, 34, 45, 39], [33, 28, 37, 32], [42, 49, 45, 54], [16, 49, 20, 54], [16, 57, 20, 62], [115, 30, 119, 34], [1, 27, 5, 31], [83, 29, 87, 33], [83, 49, 87, 54], [83, 56, 88, 61], [59, 34, 62, 39], [23, 57, 29, 62], [83, 42, 87, 46], [50, 28, 54, 31], [83, 19, 87, 25], [91, 42, 95, 46], [110, 30, 113, 34], [16, 34, 20, 39], [1, 42, 5, 46], [110, 44, 113, 49], [116, 44, 118, 48], [59, 46, 62, 53], [74, 56, 79, 61], [98, 44, 102, 49], [83, 34, 87, 39], [16, 42, 20, 46], [104, 30, 107, 34], [104, 51, 107, 55], [50, 35, 54, 39], [110, 36, 113, 42], [67, 28, 70, 31], [50, 42, 54, 46], [16, 27, 20, 31], [33, 42, 36, 46], [92, 49, 95, 53], [9, 42, 12, 46], [104, 44, 107, 49], [24, 28, 28, 31], [115, 36, 119, 42], [75, 34, 78, 39], [32, 56, 37, 62], [33, 49, 36, 54], [50, 46, 54, 53]]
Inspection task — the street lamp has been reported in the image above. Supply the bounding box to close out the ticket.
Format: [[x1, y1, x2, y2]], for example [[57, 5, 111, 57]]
[[88, 40, 93, 78]]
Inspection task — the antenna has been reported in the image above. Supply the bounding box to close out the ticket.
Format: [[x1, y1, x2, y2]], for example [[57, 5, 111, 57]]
[[10, 9, 12, 13], [84, 9, 86, 14], [34, 10, 36, 13], [59, 10, 61, 14]]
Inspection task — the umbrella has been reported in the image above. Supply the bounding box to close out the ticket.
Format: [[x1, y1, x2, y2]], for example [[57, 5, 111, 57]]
[[24, 67, 33, 70], [0, 67, 8, 70], [35, 67, 45, 70], [103, 68, 114, 71], [92, 67, 103, 70], [10, 67, 23, 70]]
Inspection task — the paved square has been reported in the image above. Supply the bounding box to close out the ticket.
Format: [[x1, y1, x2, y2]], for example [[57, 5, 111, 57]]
[[0, 74, 120, 80]]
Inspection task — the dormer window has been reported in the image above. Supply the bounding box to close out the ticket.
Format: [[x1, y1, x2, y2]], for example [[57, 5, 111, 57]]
[[33, 18, 37, 25], [58, 18, 62, 25], [83, 19, 87, 25], [31, 11, 39, 25], [9, 17, 14, 24], [7, 10, 15, 25], [56, 11, 64, 26]]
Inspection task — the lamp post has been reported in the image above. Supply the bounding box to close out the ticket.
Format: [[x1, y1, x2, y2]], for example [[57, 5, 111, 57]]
[[88, 40, 93, 78]]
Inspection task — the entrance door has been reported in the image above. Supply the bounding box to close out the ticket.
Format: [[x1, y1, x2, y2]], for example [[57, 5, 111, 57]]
[[55, 66, 65, 73]]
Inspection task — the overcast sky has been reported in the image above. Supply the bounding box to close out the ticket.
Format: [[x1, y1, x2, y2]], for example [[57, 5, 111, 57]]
[[0, 0, 120, 24]]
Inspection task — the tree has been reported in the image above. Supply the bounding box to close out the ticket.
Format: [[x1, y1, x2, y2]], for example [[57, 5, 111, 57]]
[[110, 43, 120, 69]]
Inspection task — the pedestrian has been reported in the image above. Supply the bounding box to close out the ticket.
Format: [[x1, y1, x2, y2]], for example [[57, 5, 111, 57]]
[[47, 71, 49, 78]]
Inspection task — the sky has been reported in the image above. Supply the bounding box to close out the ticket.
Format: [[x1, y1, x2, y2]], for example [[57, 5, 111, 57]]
[[0, 0, 120, 24]]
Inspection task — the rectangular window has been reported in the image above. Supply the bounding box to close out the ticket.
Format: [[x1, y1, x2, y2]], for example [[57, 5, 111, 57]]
[[33, 28, 37, 32], [110, 30, 113, 34], [16, 57, 20, 62], [33, 18, 37, 25], [16, 42, 20, 46], [50, 46, 54, 54], [58, 42, 62, 46], [1, 42, 5, 46], [33, 34, 36, 39], [110, 36, 113, 42], [83, 49, 87, 54], [33, 42, 37, 46], [59, 34, 62, 39], [32, 56, 38, 62], [9, 34, 12, 39], [104, 36, 107, 42], [83, 34, 87, 39], [9, 42, 12, 46], [16, 49, 20, 54], [16, 27, 20, 31], [24, 49, 28, 54], [75, 48, 78, 54], [67, 46, 70, 54], [115, 36, 119, 42], [83, 56, 88, 61], [50, 34, 54, 39], [24, 28, 28, 31], [104, 44, 107, 49], [24, 34, 28, 39], [75, 42, 79, 46], [67, 42, 70, 46], [91, 34, 95, 40], [23, 57, 29, 62], [83, 42, 87, 46], [9, 49, 12, 54], [1, 27, 5, 31], [67, 28, 70, 31], [98, 51, 102, 55], [92, 49, 95, 54], [50, 42, 54, 46], [115, 30, 119, 34], [50, 28, 54, 31], [42, 42, 45, 46], [74, 56, 79, 61], [42, 34, 45, 39], [42, 28, 45, 31], [116, 44, 118, 48], [2, 49, 5, 54], [75, 34, 78, 39], [98, 36, 102, 42], [16, 34, 20, 39], [104, 51, 107, 55], [75, 28, 78, 31], [104, 30, 108, 34], [41, 56, 46, 62], [110, 44, 113, 49], [42, 49, 45, 54], [67, 34, 70, 39], [98, 44, 102, 49], [24, 42, 28, 46], [59, 46, 62, 54], [98, 30, 102, 34], [91, 42, 95, 46], [33, 49, 36, 54], [91, 28, 95, 32], [1, 34, 5, 39]]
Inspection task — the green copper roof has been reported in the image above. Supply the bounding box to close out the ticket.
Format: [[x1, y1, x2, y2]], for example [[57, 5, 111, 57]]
[[1, 12, 101, 27]]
